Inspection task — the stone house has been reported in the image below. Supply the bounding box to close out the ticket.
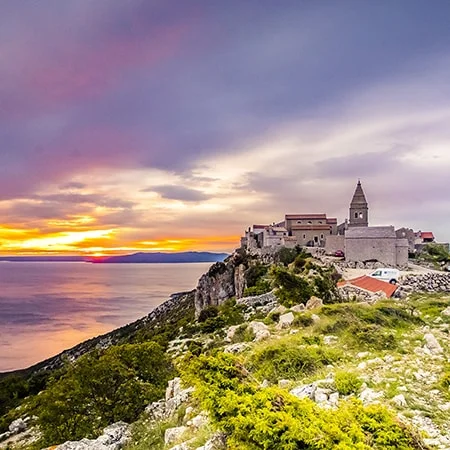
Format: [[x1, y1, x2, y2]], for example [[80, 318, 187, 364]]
[[345, 226, 409, 267], [283, 214, 337, 246]]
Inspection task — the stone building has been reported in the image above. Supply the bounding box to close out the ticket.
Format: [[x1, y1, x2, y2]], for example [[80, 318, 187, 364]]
[[345, 226, 409, 267], [348, 180, 369, 228], [284, 214, 337, 246]]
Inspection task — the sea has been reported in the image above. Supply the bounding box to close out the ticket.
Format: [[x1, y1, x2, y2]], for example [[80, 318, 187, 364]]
[[0, 262, 212, 372]]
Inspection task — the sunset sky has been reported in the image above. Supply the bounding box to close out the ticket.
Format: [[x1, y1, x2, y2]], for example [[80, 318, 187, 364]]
[[1, 0, 450, 255]]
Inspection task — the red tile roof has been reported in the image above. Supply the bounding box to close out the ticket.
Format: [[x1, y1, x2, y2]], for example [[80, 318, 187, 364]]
[[338, 275, 398, 297], [420, 232, 434, 240], [253, 224, 269, 229]]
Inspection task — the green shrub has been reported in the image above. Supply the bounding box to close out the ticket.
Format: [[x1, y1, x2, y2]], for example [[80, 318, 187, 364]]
[[292, 313, 314, 328], [275, 247, 298, 266], [247, 339, 342, 382], [199, 316, 226, 333], [243, 280, 271, 297], [270, 266, 313, 307], [245, 263, 269, 288], [335, 370, 363, 395], [36, 342, 174, 446], [183, 353, 424, 450], [350, 324, 397, 350], [198, 306, 219, 323], [231, 324, 255, 343]]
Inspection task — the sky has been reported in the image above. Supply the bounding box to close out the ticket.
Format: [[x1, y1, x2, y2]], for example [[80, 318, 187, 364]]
[[1, 0, 450, 255]]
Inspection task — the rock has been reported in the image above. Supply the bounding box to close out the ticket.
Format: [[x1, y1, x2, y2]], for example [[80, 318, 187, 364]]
[[328, 392, 339, 407], [55, 422, 129, 450], [357, 362, 367, 370], [311, 314, 320, 323], [254, 329, 271, 342], [277, 312, 295, 329], [314, 388, 329, 403], [442, 306, 450, 316], [357, 352, 369, 359], [290, 383, 316, 400], [306, 296, 323, 310], [224, 343, 250, 354], [166, 378, 182, 401], [290, 304, 305, 313], [9, 418, 27, 434], [188, 413, 209, 430], [261, 379, 270, 388], [392, 394, 407, 407], [196, 432, 227, 450], [169, 443, 190, 450], [423, 333, 443, 354], [359, 388, 383, 405], [225, 325, 239, 342], [270, 305, 288, 315], [165, 426, 188, 446], [237, 292, 279, 308], [323, 335, 337, 345], [278, 379, 291, 389]]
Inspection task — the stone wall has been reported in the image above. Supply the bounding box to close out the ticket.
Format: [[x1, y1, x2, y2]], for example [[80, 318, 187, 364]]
[[324, 235, 345, 254], [398, 273, 450, 294]]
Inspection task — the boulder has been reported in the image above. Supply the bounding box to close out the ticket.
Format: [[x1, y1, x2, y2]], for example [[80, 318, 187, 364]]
[[9, 418, 27, 434], [306, 296, 323, 310], [423, 333, 443, 354], [290, 383, 316, 400], [290, 304, 305, 313], [165, 426, 188, 446], [249, 321, 271, 342], [359, 388, 383, 405], [224, 343, 250, 354], [277, 312, 295, 329], [392, 394, 407, 407], [55, 422, 130, 450], [225, 325, 239, 342]]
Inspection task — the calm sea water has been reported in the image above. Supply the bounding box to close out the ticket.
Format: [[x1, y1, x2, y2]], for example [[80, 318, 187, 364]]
[[0, 262, 211, 372]]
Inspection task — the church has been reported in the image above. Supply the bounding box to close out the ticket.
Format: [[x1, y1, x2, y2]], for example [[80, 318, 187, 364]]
[[327, 181, 409, 268]]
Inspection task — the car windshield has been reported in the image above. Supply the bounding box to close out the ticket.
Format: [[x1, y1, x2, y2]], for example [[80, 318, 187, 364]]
[[372, 271, 382, 276]]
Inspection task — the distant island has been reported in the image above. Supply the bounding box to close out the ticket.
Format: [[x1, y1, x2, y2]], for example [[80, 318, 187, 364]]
[[0, 252, 228, 264], [89, 251, 229, 263]]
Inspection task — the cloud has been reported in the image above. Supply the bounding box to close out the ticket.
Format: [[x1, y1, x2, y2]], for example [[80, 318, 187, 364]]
[[144, 185, 211, 202]]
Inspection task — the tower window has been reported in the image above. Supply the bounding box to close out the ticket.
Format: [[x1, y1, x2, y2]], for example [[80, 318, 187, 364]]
[[359, 212, 363, 219], [354, 212, 358, 219]]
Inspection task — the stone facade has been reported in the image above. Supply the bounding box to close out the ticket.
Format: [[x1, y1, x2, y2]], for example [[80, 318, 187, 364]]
[[348, 180, 368, 228], [345, 226, 408, 267]]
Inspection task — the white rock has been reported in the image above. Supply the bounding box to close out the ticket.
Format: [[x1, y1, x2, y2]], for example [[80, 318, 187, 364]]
[[254, 329, 271, 342], [357, 362, 367, 370], [277, 312, 295, 329], [169, 443, 190, 450], [188, 413, 209, 429], [165, 426, 188, 446], [290, 383, 316, 400], [249, 321, 269, 334], [306, 296, 323, 310], [328, 392, 339, 407], [311, 314, 320, 323], [423, 333, 443, 354], [314, 388, 329, 403], [323, 335, 338, 345], [224, 343, 250, 354], [270, 305, 287, 315], [441, 306, 450, 316], [9, 418, 27, 434], [357, 352, 369, 359], [166, 378, 182, 402], [392, 394, 407, 407], [225, 325, 239, 342], [261, 379, 270, 388], [290, 304, 305, 312], [359, 388, 383, 405]]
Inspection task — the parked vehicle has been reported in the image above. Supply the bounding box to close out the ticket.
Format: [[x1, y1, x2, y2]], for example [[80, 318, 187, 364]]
[[334, 250, 345, 257], [369, 268, 400, 284]]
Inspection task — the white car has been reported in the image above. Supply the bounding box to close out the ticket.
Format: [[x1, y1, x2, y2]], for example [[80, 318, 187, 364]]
[[369, 268, 400, 284]]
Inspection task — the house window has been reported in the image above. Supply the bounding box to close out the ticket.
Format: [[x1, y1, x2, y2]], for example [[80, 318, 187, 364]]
[[303, 234, 306, 239], [297, 221, 302, 224], [319, 221, 323, 224], [320, 234, 324, 239], [314, 236, 319, 243], [308, 221, 312, 224]]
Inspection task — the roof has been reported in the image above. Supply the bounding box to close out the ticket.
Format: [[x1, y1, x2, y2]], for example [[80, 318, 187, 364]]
[[269, 227, 288, 232], [338, 275, 398, 297], [346, 226, 396, 239], [253, 224, 269, 229], [350, 180, 368, 207], [420, 232, 434, 240], [326, 218, 338, 224], [285, 214, 327, 220]]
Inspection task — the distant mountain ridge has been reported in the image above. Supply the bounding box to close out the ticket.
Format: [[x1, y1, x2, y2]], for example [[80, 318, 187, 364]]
[[90, 252, 228, 263], [0, 252, 228, 264]]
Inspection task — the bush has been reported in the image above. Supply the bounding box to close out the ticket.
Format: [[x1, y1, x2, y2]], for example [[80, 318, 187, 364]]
[[335, 370, 363, 395], [198, 306, 219, 323], [247, 339, 342, 382], [243, 280, 271, 297], [231, 324, 255, 343], [36, 342, 174, 446], [183, 353, 424, 450], [350, 324, 397, 350], [270, 266, 313, 307]]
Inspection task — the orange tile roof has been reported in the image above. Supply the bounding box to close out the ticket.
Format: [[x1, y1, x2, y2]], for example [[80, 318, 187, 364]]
[[420, 232, 434, 239], [338, 275, 398, 297]]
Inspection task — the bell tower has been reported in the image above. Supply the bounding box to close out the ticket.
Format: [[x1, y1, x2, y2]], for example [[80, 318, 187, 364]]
[[349, 180, 368, 227]]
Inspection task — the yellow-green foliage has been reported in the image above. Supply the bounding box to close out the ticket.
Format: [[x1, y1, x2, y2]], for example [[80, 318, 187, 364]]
[[335, 371, 363, 396], [35, 342, 174, 446], [183, 353, 422, 449], [247, 336, 342, 382]]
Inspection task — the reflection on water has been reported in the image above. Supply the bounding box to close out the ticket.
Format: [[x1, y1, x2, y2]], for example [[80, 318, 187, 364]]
[[0, 262, 211, 371]]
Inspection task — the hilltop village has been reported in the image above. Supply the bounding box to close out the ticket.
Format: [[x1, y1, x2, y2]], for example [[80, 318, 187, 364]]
[[241, 181, 446, 268]]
